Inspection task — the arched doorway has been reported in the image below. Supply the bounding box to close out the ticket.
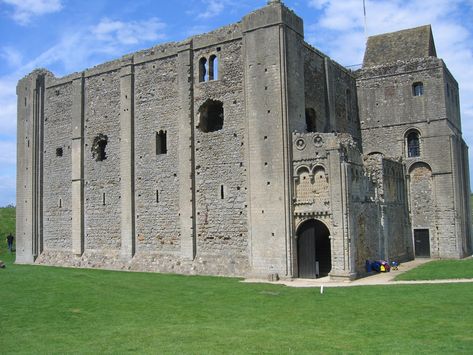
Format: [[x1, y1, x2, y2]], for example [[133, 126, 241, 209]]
[[297, 219, 331, 278]]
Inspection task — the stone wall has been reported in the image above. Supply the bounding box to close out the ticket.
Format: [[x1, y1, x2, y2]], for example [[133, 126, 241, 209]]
[[84, 70, 122, 252], [134, 55, 181, 253], [193, 39, 248, 260], [43, 82, 73, 250]]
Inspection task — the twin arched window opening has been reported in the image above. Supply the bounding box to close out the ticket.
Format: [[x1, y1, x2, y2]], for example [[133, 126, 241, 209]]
[[199, 55, 218, 82], [406, 130, 420, 157]]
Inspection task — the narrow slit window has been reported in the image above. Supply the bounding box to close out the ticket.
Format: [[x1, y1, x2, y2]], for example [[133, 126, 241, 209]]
[[102, 193, 106, 206], [59, 198, 62, 208], [412, 82, 424, 96], [156, 190, 159, 203], [220, 185, 224, 199], [156, 130, 167, 155]]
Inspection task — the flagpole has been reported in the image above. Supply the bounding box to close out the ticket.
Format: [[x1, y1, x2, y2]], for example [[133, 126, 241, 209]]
[[363, 0, 368, 40]]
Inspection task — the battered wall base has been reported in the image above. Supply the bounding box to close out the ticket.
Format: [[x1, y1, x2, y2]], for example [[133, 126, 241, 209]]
[[32, 250, 250, 277]]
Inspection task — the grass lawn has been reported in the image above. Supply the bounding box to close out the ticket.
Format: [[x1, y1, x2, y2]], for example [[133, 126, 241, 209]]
[[396, 258, 473, 281], [0, 206, 15, 264], [0, 261, 472, 353], [1, 207, 473, 353]]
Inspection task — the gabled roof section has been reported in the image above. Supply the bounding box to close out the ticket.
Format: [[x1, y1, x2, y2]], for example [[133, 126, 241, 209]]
[[362, 25, 437, 68]]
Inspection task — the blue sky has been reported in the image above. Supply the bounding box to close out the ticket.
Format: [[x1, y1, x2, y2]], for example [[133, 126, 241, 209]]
[[0, 0, 472, 206]]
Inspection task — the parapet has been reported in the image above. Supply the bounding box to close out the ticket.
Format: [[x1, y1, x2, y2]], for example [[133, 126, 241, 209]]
[[242, 0, 303, 36]]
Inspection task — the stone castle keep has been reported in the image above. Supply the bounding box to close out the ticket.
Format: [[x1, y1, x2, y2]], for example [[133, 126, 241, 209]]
[[16, 1, 472, 279]]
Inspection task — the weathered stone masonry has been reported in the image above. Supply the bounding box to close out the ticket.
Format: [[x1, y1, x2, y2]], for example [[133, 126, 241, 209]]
[[16, 0, 472, 280]]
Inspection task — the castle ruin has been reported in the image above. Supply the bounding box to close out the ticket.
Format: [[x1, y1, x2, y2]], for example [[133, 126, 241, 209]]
[[16, 1, 472, 279]]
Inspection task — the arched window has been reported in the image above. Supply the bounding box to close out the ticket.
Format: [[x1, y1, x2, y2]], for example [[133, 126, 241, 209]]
[[209, 55, 218, 81], [412, 82, 424, 96], [406, 130, 420, 157], [305, 108, 316, 132], [199, 57, 207, 82], [198, 99, 224, 132]]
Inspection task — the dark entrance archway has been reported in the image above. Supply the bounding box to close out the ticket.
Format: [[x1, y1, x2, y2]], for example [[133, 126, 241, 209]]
[[297, 219, 331, 278]]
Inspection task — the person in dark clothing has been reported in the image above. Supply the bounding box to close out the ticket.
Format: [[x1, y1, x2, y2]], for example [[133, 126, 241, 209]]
[[6, 233, 14, 253]]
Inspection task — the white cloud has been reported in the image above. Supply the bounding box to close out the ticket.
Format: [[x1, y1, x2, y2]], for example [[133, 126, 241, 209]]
[[308, 0, 330, 9], [188, 0, 246, 20], [1, 0, 62, 25], [91, 17, 166, 46], [1, 47, 23, 68], [0, 174, 16, 206], [15, 17, 167, 74], [197, 0, 225, 19], [0, 141, 16, 165], [0, 76, 18, 136]]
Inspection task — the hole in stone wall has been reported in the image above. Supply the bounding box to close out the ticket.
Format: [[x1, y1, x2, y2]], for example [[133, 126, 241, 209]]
[[59, 198, 62, 208], [24, 97, 27, 106], [156, 130, 167, 155], [198, 99, 224, 132], [102, 193, 106, 206], [156, 190, 159, 203], [92, 134, 108, 161], [305, 108, 317, 132], [220, 185, 225, 199], [56, 147, 63, 157]]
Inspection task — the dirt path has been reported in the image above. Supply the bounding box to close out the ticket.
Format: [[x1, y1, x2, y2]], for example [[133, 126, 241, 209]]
[[243, 259, 473, 288]]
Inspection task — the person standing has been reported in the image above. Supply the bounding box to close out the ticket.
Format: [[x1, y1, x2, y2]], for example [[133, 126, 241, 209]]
[[6, 233, 14, 253]]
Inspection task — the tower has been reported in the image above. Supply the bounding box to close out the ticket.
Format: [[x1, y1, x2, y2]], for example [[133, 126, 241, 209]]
[[357, 26, 472, 258]]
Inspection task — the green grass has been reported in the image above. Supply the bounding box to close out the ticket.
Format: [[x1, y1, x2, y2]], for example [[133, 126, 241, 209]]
[[1, 207, 473, 353], [0, 206, 15, 263], [396, 258, 473, 281], [0, 261, 472, 353]]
